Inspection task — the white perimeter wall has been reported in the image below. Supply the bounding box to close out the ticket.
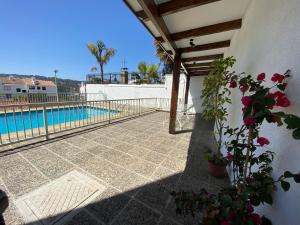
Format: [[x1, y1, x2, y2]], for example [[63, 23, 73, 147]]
[[81, 74, 205, 113], [223, 1, 300, 224]]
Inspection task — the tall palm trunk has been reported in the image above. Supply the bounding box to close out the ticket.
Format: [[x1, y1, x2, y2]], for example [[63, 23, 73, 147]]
[[100, 64, 104, 83]]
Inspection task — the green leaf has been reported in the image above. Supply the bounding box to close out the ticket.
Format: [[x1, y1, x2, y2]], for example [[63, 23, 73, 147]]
[[281, 180, 290, 192], [264, 194, 273, 205], [293, 129, 300, 139], [294, 174, 300, 183], [284, 171, 294, 178]]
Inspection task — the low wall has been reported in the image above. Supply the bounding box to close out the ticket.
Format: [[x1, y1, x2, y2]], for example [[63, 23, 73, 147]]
[[81, 74, 205, 113]]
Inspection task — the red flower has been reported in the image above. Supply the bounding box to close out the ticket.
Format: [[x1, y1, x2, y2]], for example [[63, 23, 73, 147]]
[[257, 73, 265, 81], [276, 96, 290, 107], [229, 80, 237, 88], [265, 93, 275, 99], [249, 213, 262, 225], [244, 117, 256, 126], [221, 221, 230, 225], [271, 73, 285, 83], [241, 96, 253, 106], [239, 84, 249, 93], [227, 152, 234, 161], [273, 91, 285, 98], [247, 201, 254, 213], [257, 137, 270, 146]]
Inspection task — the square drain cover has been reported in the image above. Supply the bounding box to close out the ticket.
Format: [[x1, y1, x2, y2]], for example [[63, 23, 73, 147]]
[[15, 170, 106, 225]]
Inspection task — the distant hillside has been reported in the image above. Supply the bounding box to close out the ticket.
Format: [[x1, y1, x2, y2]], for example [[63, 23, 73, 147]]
[[0, 74, 82, 92]]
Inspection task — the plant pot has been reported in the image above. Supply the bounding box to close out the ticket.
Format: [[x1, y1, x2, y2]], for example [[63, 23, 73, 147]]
[[208, 161, 227, 178]]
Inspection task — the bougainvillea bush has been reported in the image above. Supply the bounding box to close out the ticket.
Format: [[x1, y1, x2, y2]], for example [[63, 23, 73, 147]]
[[173, 69, 300, 225]]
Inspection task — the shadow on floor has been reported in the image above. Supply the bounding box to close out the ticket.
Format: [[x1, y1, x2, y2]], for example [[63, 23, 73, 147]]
[[2, 113, 229, 225]]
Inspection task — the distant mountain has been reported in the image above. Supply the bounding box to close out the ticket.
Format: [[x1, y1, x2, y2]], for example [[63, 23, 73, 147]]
[[0, 74, 82, 93]]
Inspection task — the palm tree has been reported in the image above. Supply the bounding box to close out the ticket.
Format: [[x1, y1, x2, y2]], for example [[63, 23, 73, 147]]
[[137, 62, 160, 84], [87, 40, 116, 83], [154, 40, 173, 74], [147, 64, 160, 83], [90, 67, 97, 73]]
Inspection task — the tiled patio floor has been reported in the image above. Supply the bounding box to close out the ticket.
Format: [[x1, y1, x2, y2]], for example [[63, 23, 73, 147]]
[[0, 112, 229, 225]]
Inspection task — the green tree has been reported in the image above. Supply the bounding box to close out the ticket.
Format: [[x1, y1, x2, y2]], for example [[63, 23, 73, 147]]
[[87, 40, 116, 83], [137, 61, 160, 84], [201, 57, 237, 155]]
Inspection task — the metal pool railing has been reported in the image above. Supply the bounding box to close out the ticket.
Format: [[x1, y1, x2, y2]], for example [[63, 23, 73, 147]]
[[0, 98, 158, 146]]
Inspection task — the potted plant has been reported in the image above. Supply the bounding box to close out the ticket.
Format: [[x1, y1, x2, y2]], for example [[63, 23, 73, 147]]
[[201, 57, 239, 177], [173, 70, 300, 225], [204, 150, 233, 177]]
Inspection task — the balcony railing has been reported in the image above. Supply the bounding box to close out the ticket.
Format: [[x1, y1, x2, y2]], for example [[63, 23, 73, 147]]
[[0, 98, 159, 146]]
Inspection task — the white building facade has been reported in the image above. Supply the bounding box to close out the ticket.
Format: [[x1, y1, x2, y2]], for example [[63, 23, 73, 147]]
[[0, 77, 58, 98]]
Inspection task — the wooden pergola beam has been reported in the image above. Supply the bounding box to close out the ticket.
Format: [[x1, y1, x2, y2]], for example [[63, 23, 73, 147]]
[[182, 54, 223, 62], [137, 0, 221, 21], [185, 62, 213, 67], [179, 40, 230, 53], [157, 19, 242, 42], [138, 0, 177, 53], [189, 72, 210, 76], [186, 66, 211, 70], [188, 68, 211, 73]]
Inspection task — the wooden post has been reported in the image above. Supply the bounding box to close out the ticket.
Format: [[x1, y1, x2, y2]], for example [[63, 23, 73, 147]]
[[169, 53, 181, 134], [184, 75, 190, 106]]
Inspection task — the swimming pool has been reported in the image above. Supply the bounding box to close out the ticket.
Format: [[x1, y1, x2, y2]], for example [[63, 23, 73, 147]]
[[0, 106, 117, 134]]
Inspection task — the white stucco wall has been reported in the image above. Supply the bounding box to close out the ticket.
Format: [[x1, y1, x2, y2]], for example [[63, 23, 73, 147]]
[[223, 1, 300, 224], [81, 74, 205, 113]]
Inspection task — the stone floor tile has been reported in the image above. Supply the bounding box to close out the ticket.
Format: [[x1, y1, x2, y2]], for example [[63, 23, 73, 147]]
[[0, 154, 47, 197], [111, 200, 160, 225], [151, 166, 181, 192], [128, 159, 157, 178], [135, 183, 170, 212], [64, 210, 103, 225], [86, 187, 131, 224], [161, 157, 186, 173], [21, 148, 73, 179], [143, 151, 167, 165]]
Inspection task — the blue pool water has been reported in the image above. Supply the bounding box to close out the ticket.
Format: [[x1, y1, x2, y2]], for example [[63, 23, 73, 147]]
[[0, 106, 116, 135]]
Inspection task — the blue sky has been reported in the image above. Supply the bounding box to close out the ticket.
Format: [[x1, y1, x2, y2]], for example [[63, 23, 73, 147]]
[[0, 0, 159, 80]]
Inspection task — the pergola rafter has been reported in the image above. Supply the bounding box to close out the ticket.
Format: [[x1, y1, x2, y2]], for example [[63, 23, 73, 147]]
[[136, 0, 221, 21]]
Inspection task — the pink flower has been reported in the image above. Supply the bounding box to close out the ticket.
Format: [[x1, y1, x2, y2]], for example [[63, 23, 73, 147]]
[[239, 84, 249, 93], [273, 91, 285, 98], [249, 213, 262, 225], [241, 96, 253, 106], [276, 96, 290, 107], [257, 73, 265, 81], [271, 73, 285, 83], [244, 116, 256, 126], [227, 152, 234, 161], [229, 80, 237, 88], [247, 201, 254, 213], [257, 137, 270, 146]]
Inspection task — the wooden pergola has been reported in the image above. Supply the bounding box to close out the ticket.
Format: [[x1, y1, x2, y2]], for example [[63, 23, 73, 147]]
[[123, 0, 251, 134]]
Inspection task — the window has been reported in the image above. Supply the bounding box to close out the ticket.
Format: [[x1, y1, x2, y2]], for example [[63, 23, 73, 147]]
[[5, 94, 12, 99], [22, 90, 27, 93], [16, 88, 21, 92], [37, 86, 41, 90], [29, 86, 35, 90], [4, 86, 11, 91], [42, 86, 46, 90]]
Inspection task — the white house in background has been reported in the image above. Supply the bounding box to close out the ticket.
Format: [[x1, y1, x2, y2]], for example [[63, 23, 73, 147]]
[[0, 76, 58, 97]]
